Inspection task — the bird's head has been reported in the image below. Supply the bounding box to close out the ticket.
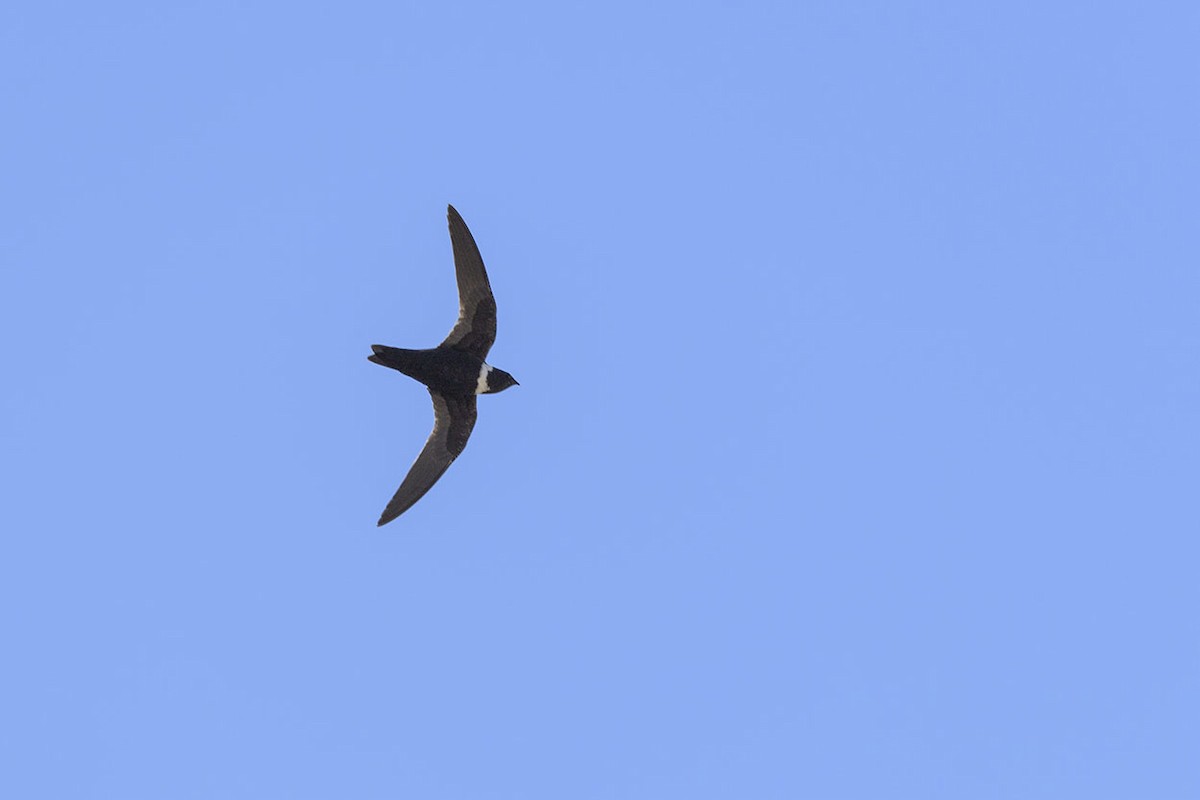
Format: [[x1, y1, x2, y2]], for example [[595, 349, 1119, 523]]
[[484, 367, 519, 394]]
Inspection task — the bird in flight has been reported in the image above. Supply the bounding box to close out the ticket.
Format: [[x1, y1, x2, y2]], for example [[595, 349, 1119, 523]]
[[368, 205, 519, 525]]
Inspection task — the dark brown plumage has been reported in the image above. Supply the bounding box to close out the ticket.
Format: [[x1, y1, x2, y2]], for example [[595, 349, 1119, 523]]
[[368, 206, 518, 526]]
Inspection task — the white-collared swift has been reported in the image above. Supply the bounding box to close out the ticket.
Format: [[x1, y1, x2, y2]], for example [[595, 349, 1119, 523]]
[[368, 205, 518, 525]]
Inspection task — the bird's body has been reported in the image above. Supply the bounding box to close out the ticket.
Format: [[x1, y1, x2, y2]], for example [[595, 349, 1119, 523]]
[[369, 345, 507, 397], [368, 205, 518, 526]]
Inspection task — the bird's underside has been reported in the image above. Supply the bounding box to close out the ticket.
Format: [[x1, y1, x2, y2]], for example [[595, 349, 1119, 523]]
[[369, 205, 514, 526]]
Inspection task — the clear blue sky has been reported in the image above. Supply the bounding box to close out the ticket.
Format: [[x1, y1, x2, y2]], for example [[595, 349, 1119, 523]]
[[2, 2, 1197, 798]]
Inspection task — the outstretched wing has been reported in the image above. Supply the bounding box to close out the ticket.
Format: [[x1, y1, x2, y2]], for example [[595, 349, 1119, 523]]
[[439, 204, 497, 359], [377, 390, 478, 526]]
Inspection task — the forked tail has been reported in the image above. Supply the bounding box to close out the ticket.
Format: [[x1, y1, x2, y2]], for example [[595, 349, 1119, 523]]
[[367, 345, 420, 374]]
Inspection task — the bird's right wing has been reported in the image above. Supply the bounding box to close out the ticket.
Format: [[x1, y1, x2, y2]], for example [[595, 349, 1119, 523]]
[[439, 205, 498, 360], [377, 390, 478, 526]]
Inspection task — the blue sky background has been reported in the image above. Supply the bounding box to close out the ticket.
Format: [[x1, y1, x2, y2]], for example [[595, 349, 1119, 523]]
[[2, 2, 1197, 797]]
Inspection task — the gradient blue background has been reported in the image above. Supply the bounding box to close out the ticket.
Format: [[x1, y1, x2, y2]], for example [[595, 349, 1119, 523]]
[[2, 2, 1197, 797]]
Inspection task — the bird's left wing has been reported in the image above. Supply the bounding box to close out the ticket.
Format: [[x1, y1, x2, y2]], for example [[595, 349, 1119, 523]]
[[439, 204, 498, 359]]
